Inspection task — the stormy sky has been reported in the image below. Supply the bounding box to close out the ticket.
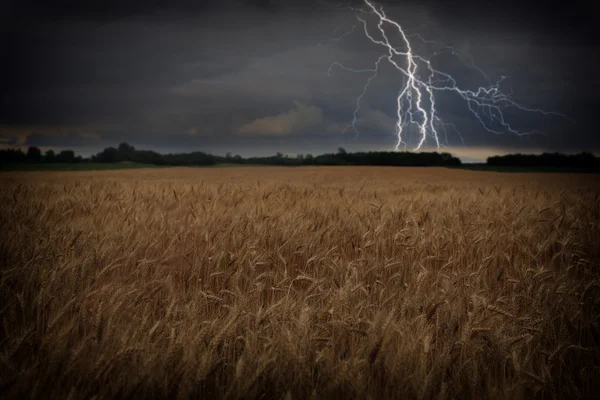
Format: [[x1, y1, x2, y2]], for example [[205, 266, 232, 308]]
[[2, 0, 597, 161]]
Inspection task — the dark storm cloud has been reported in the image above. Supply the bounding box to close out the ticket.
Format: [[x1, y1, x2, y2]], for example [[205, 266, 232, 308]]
[[3, 0, 589, 68], [1, 0, 598, 158], [23, 131, 103, 147], [4, 0, 594, 44], [5, 0, 273, 18]]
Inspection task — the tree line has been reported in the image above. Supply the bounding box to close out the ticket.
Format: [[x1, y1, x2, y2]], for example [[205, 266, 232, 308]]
[[90, 143, 215, 166], [0, 143, 215, 166], [0, 143, 463, 167], [0, 147, 81, 163], [216, 148, 462, 166], [4, 144, 600, 168], [487, 152, 600, 168]]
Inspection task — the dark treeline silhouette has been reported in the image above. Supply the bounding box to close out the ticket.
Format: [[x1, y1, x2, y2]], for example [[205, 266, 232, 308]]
[[487, 152, 600, 168], [0, 147, 82, 163], [91, 143, 215, 166], [0, 143, 215, 166], [0, 144, 462, 167], [216, 148, 462, 166], [5, 144, 600, 169]]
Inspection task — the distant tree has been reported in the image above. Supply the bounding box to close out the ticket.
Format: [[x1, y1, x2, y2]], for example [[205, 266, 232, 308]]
[[93, 147, 118, 163], [26, 146, 42, 163], [441, 152, 461, 166], [130, 150, 165, 165], [55, 150, 75, 163], [572, 152, 597, 167], [233, 154, 243, 163], [0, 149, 26, 163], [44, 149, 56, 163], [226, 152, 232, 159], [337, 147, 347, 155], [117, 143, 135, 161]]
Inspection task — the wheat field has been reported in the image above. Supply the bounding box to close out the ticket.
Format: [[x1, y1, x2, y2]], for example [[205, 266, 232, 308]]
[[1, 166, 599, 399]]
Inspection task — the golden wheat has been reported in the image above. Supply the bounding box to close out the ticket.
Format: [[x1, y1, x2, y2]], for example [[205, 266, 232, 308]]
[[0, 166, 599, 399]]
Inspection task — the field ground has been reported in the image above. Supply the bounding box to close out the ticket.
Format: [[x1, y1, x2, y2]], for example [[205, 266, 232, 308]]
[[1, 167, 599, 399], [3, 162, 600, 173], [450, 164, 600, 174], [0, 162, 169, 172]]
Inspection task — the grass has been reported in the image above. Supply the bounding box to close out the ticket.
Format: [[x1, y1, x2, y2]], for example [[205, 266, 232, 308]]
[[453, 164, 600, 173], [5, 162, 600, 173], [0, 162, 170, 171], [1, 166, 599, 399], [0, 163, 266, 171]]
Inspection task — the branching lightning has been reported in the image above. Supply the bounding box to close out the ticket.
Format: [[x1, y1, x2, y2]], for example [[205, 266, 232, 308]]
[[326, 0, 572, 151]]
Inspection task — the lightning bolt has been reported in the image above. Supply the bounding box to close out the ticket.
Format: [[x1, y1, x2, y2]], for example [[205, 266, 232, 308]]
[[326, 0, 572, 151]]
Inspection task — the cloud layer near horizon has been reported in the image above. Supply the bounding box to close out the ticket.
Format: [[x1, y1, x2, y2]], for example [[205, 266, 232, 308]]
[[237, 102, 325, 136]]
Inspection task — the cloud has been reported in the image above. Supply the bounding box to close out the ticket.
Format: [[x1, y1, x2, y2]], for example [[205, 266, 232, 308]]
[[171, 44, 337, 105], [184, 126, 216, 136], [2, 0, 596, 154], [237, 101, 324, 136], [359, 108, 397, 132], [0, 123, 115, 148]]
